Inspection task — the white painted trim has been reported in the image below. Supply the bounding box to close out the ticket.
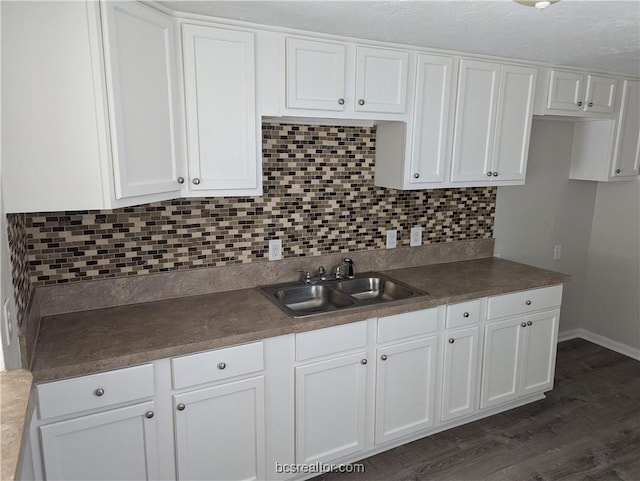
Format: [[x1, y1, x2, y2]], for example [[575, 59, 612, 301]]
[[558, 328, 640, 361]]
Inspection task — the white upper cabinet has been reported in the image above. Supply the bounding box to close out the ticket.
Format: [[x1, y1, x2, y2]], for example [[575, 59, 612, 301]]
[[545, 69, 617, 115], [611, 80, 640, 178], [355, 46, 409, 114], [101, 2, 183, 199], [286, 38, 347, 111], [182, 24, 261, 195], [451, 60, 536, 185], [285, 37, 411, 119]]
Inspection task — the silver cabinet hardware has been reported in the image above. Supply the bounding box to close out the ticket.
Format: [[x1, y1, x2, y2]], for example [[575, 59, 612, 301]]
[[192, 178, 200, 185], [177, 404, 186, 411], [527, 321, 533, 326], [145, 411, 154, 419], [463, 312, 470, 318], [94, 388, 105, 397], [414, 173, 420, 179], [588, 102, 594, 107], [521, 322, 527, 327], [358, 99, 365, 106], [487, 171, 492, 177], [380, 354, 388, 361], [525, 300, 532, 306], [616, 169, 622, 174], [177, 177, 185, 184], [493, 172, 498, 177], [448, 338, 455, 344], [338, 98, 345, 105], [361, 359, 368, 365], [217, 362, 226, 370], [577, 101, 583, 107]]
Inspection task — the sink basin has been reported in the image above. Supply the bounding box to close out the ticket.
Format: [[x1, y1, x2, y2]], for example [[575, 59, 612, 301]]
[[335, 277, 415, 301], [259, 272, 428, 318], [274, 285, 355, 316]]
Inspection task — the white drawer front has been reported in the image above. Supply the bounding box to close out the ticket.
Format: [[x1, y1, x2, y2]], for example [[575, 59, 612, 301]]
[[446, 299, 482, 330], [172, 342, 264, 390], [377, 308, 438, 343], [296, 321, 368, 361], [37, 364, 155, 420], [487, 285, 563, 321]]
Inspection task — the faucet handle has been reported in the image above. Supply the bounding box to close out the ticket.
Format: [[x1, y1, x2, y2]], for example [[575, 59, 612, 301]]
[[297, 270, 312, 284], [343, 258, 355, 278], [318, 266, 327, 281]]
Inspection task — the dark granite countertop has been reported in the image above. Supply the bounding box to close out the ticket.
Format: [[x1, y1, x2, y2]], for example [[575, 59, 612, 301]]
[[31, 257, 570, 382]]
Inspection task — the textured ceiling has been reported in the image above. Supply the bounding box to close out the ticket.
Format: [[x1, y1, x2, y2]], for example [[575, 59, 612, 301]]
[[158, 0, 640, 76]]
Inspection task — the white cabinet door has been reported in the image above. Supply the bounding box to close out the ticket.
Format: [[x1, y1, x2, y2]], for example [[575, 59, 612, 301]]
[[585, 75, 617, 114], [491, 65, 536, 182], [450, 60, 500, 182], [409, 54, 456, 184], [40, 402, 159, 481], [520, 310, 559, 397], [182, 25, 260, 194], [173, 377, 266, 481], [480, 317, 524, 409], [375, 336, 437, 445], [296, 352, 368, 464], [612, 80, 640, 178], [286, 38, 346, 111], [547, 70, 585, 111], [355, 46, 409, 114], [441, 326, 479, 421], [101, 2, 182, 199]]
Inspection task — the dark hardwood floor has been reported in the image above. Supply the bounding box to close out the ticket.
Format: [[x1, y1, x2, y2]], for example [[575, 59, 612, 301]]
[[314, 339, 640, 481]]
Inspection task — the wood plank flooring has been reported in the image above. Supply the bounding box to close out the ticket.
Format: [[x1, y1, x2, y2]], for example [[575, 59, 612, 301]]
[[313, 339, 640, 481]]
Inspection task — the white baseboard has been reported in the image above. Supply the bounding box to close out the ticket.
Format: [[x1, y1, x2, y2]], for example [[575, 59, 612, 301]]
[[558, 328, 640, 361]]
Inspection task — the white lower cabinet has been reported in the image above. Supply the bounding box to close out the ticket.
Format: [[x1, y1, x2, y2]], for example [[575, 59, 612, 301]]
[[440, 326, 480, 421], [39, 401, 160, 481], [375, 336, 437, 444], [173, 377, 266, 481]]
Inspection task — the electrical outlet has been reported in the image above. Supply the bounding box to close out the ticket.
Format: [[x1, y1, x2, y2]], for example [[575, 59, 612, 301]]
[[410, 226, 423, 247], [268, 239, 282, 261], [3, 299, 12, 346], [386, 230, 397, 249], [553, 244, 562, 261]]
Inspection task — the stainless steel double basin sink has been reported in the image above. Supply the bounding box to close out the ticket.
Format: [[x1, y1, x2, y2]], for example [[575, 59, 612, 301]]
[[259, 273, 428, 318]]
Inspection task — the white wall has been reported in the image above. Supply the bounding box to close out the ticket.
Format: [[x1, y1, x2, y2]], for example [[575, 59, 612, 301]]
[[582, 179, 640, 350], [493, 119, 599, 332]]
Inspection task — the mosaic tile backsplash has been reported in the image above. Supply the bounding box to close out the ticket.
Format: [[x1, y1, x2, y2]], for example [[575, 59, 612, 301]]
[[6, 213, 32, 329], [8, 124, 496, 295]]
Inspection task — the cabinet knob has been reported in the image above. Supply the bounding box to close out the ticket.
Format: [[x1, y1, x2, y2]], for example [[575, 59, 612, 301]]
[[487, 171, 493, 177], [521, 322, 527, 327], [145, 411, 154, 419], [177, 177, 185, 184], [588, 102, 594, 108], [177, 403, 186, 411], [338, 98, 345, 105], [448, 338, 455, 344], [525, 300, 532, 306], [358, 99, 365, 106], [577, 101, 583, 107], [94, 388, 105, 397], [527, 320, 533, 326], [463, 312, 470, 318], [192, 178, 200, 185], [493, 172, 499, 177], [217, 362, 226, 370], [616, 169, 622, 174], [381, 354, 388, 361], [413, 173, 420, 179], [361, 359, 368, 365]]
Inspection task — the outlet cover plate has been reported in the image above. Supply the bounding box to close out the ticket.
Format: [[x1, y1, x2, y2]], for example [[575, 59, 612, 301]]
[[268, 239, 282, 261], [410, 226, 423, 247], [386, 230, 397, 249]]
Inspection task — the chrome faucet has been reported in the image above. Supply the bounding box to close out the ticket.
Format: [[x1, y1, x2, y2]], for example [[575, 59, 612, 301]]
[[334, 257, 355, 279]]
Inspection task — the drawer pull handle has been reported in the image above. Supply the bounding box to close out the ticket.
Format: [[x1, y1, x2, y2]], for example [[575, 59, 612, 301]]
[[338, 98, 345, 105], [577, 101, 583, 107], [361, 359, 368, 365], [177, 403, 186, 411], [217, 362, 226, 370], [588, 102, 594, 108], [521, 322, 527, 327], [525, 300, 532, 306], [448, 338, 455, 344], [616, 169, 622, 174], [94, 388, 105, 397], [463, 312, 470, 318], [527, 321, 533, 326], [145, 411, 154, 419], [381, 354, 388, 361], [358, 99, 365, 106]]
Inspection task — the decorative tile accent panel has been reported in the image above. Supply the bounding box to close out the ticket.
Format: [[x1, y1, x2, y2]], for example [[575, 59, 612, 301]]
[[6, 213, 33, 327], [18, 124, 496, 286]]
